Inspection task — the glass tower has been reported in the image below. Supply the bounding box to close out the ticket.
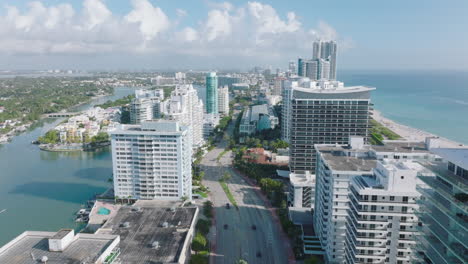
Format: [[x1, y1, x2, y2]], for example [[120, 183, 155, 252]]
[[205, 72, 218, 114]]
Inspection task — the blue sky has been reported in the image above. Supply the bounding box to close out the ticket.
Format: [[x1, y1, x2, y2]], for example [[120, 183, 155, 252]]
[[1, 0, 467, 71]]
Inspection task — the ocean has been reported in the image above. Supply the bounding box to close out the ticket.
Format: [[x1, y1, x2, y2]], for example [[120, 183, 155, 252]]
[[339, 70, 468, 145]]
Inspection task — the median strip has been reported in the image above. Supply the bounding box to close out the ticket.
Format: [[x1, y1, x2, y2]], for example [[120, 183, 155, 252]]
[[218, 175, 238, 209]]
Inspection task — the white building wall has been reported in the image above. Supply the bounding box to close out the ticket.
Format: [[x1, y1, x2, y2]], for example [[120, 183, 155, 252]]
[[218, 86, 229, 115], [110, 121, 192, 201]]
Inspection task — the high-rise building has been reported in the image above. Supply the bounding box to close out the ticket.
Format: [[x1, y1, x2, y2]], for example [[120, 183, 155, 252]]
[[289, 61, 297, 75], [312, 40, 337, 80], [161, 84, 204, 148], [344, 160, 422, 264], [287, 79, 374, 175], [318, 59, 330, 80], [129, 89, 164, 124], [312, 139, 437, 263], [298, 58, 304, 76], [206, 72, 218, 114], [281, 80, 294, 143], [305, 60, 319, 80], [175, 72, 186, 81], [416, 147, 468, 264], [110, 121, 192, 202], [273, 77, 287, 96], [218, 85, 229, 116]]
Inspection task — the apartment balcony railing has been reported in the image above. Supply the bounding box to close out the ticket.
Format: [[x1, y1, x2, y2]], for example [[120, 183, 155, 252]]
[[416, 186, 468, 232], [419, 175, 468, 212], [419, 162, 468, 192], [418, 233, 464, 264], [419, 224, 467, 263], [416, 209, 467, 248]]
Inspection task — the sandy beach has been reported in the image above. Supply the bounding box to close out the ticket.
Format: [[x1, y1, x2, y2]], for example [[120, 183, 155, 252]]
[[372, 110, 465, 148]]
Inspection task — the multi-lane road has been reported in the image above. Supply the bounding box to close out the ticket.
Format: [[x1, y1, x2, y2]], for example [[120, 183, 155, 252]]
[[200, 118, 290, 264]]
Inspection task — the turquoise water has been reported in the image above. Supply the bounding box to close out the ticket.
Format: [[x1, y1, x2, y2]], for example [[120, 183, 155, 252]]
[[0, 87, 135, 246], [97, 207, 111, 215], [340, 70, 468, 144]]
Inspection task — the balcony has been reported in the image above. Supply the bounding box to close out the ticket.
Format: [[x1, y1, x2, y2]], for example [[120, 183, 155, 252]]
[[419, 162, 467, 192], [416, 208, 467, 248], [419, 234, 464, 264], [419, 175, 468, 212], [417, 186, 468, 232], [420, 224, 467, 263]]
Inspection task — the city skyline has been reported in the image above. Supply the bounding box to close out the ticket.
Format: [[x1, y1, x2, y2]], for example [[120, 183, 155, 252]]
[[1, 0, 467, 71]]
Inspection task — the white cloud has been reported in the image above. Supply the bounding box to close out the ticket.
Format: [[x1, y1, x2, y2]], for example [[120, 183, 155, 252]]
[[125, 0, 170, 41], [247, 2, 300, 34], [309, 21, 338, 41], [82, 0, 111, 30], [176, 9, 187, 17], [0, 1, 345, 68], [204, 9, 233, 41], [177, 27, 198, 42]]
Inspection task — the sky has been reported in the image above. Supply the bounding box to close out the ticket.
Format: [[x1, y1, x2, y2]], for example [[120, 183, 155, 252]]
[[0, 0, 467, 71]]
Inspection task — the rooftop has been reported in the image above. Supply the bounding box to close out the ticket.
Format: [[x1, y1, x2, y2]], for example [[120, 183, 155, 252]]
[[430, 147, 468, 169], [290, 172, 315, 186], [110, 121, 187, 135], [293, 85, 375, 94], [0, 231, 118, 264], [97, 206, 197, 264], [371, 141, 431, 154], [316, 145, 376, 172]]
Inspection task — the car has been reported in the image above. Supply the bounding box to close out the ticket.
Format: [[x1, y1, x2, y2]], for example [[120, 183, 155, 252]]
[[224, 224, 228, 229], [251, 224, 257, 230], [226, 203, 230, 209], [256, 251, 262, 258]]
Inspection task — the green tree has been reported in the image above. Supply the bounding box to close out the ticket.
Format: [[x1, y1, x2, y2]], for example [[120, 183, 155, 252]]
[[38, 130, 59, 144], [91, 132, 109, 142], [192, 232, 207, 252]]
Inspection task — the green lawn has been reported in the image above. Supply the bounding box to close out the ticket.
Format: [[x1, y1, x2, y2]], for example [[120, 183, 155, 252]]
[[195, 191, 208, 198]]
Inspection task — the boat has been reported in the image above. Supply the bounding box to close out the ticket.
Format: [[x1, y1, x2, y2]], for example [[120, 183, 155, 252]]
[[0, 209, 6, 214]]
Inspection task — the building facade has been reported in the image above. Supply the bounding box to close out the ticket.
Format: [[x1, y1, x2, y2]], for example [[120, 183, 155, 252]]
[[218, 85, 229, 116], [288, 80, 374, 175], [313, 40, 337, 80], [110, 121, 192, 201], [344, 161, 422, 264], [129, 89, 164, 124], [205, 72, 218, 114], [161, 84, 204, 148], [416, 148, 468, 264]]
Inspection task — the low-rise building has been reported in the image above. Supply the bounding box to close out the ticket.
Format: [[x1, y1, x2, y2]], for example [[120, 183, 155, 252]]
[[0, 229, 120, 264], [239, 104, 278, 135], [96, 205, 198, 264], [203, 113, 219, 139]]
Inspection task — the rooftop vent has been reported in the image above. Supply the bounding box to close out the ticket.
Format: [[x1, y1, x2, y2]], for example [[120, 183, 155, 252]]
[[48, 229, 74, 252], [151, 241, 160, 249]]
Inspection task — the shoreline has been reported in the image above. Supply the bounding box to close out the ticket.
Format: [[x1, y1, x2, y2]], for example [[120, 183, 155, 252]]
[[372, 109, 465, 148]]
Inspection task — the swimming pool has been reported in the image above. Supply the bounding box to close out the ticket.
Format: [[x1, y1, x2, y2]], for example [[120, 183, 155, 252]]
[[97, 207, 111, 215]]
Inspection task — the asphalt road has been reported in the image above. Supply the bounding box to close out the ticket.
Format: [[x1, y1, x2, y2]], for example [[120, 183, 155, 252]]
[[200, 117, 289, 264]]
